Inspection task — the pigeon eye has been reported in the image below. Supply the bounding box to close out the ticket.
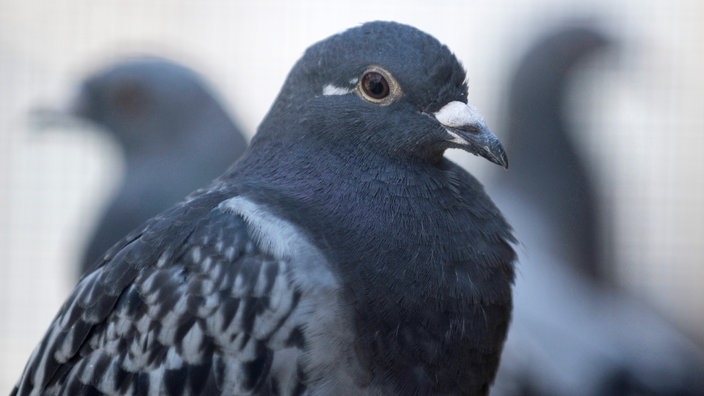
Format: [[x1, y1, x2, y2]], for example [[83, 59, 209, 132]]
[[362, 72, 389, 99], [357, 66, 401, 105]]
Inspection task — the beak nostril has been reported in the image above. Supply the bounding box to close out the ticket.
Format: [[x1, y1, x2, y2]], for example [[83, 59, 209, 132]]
[[451, 124, 482, 135]]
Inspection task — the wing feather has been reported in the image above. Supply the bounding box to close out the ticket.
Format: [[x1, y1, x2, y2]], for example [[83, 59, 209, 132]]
[[13, 193, 311, 395]]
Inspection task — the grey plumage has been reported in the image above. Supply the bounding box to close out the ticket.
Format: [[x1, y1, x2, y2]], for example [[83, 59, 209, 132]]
[[71, 57, 248, 274], [490, 24, 704, 396], [14, 22, 515, 395]]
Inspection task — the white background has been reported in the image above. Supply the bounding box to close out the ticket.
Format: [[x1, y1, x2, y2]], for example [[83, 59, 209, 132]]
[[2, 0, 703, 391]]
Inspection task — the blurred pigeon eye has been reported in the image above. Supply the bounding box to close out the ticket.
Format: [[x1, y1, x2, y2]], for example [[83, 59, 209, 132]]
[[111, 80, 149, 120], [357, 66, 401, 105]]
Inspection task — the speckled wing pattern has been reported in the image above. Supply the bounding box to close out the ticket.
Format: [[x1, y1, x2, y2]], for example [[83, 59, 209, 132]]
[[12, 192, 327, 395]]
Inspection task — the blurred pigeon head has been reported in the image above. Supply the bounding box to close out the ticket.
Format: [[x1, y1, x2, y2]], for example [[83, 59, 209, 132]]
[[67, 56, 248, 274], [73, 56, 247, 157]]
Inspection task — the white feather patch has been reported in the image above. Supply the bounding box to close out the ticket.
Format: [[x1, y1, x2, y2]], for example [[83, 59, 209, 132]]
[[322, 84, 354, 96]]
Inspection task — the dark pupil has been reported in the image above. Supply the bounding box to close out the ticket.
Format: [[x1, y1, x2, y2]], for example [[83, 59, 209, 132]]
[[364, 72, 389, 99]]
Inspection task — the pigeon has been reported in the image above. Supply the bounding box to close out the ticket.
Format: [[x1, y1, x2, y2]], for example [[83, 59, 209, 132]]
[[71, 57, 248, 275], [13, 21, 516, 395], [489, 25, 704, 396], [492, 25, 606, 282]]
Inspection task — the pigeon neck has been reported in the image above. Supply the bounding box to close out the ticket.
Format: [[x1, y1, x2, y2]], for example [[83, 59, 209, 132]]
[[233, 140, 514, 304]]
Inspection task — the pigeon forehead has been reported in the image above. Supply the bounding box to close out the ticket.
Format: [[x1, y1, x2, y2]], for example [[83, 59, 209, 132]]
[[296, 21, 468, 105], [80, 58, 212, 117]]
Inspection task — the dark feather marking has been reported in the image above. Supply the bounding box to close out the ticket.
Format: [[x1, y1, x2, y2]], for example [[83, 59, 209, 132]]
[[173, 317, 197, 343], [187, 362, 212, 394], [219, 293, 241, 332], [212, 355, 227, 393], [164, 366, 188, 395], [262, 259, 279, 294], [269, 376, 280, 395], [134, 371, 150, 395], [115, 284, 143, 317], [234, 331, 251, 351], [185, 294, 205, 316], [198, 363, 220, 396], [260, 290, 299, 341], [87, 354, 112, 387], [113, 361, 134, 394], [65, 377, 85, 395], [242, 344, 273, 391], [240, 297, 258, 335], [145, 337, 169, 367], [285, 326, 306, 349], [293, 363, 308, 396]]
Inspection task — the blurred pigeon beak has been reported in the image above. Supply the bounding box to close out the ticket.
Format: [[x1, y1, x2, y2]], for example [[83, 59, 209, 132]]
[[28, 87, 93, 132], [68, 87, 91, 119], [434, 101, 508, 169]]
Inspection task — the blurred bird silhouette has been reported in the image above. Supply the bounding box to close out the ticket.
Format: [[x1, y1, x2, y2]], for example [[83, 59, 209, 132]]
[[68, 57, 248, 275], [489, 24, 704, 396]]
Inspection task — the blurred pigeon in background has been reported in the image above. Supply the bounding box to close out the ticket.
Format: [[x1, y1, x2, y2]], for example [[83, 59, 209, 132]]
[[490, 24, 704, 396], [70, 57, 248, 275], [13, 21, 516, 395]]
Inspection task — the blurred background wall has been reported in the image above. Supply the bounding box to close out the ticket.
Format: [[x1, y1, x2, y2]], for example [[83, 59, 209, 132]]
[[1, 0, 702, 391]]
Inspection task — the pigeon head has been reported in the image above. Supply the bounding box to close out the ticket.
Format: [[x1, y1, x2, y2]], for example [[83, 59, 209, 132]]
[[74, 57, 236, 155], [255, 21, 508, 168]]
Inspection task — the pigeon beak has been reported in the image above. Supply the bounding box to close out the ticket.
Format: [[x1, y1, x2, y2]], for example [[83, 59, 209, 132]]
[[27, 86, 93, 132], [433, 101, 508, 169], [68, 87, 91, 119]]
